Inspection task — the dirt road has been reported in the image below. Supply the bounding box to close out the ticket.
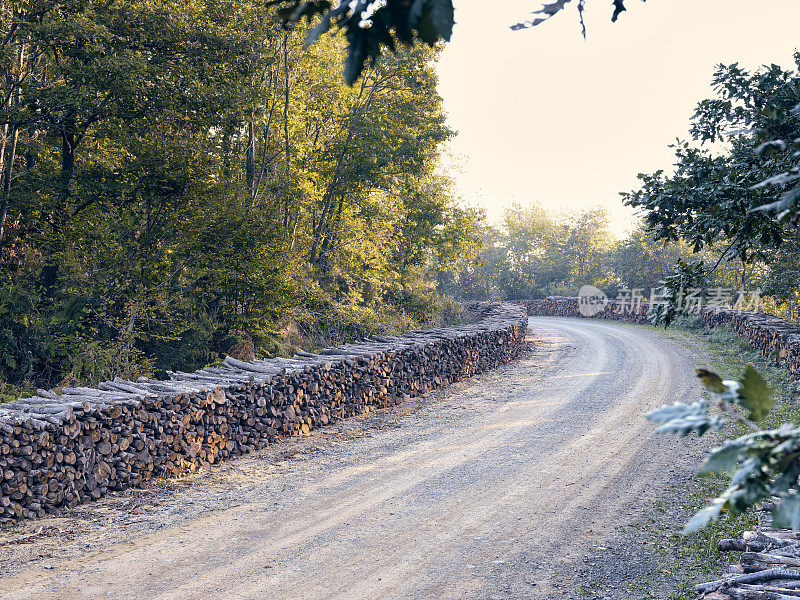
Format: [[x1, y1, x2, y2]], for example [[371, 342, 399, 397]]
[[0, 317, 707, 600]]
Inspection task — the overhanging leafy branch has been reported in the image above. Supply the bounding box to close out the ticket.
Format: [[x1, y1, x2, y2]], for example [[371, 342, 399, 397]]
[[646, 363, 800, 534]]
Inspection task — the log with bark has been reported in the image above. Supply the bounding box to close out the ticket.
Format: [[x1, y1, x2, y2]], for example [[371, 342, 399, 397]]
[[696, 517, 800, 599]]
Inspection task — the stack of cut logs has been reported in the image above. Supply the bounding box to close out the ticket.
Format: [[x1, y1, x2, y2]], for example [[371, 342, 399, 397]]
[[522, 297, 653, 325], [0, 302, 527, 521], [697, 516, 800, 600], [525, 298, 800, 379], [701, 309, 800, 381]]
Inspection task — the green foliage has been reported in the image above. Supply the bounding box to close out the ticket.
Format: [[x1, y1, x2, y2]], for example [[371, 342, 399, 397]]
[[738, 363, 774, 422], [610, 228, 695, 294], [0, 4, 480, 392], [439, 203, 616, 301], [272, 1, 641, 84], [620, 58, 800, 328], [696, 440, 747, 476], [693, 363, 773, 424], [682, 500, 726, 535], [624, 58, 800, 262], [695, 368, 726, 394], [645, 400, 725, 438], [438, 207, 706, 305], [632, 59, 800, 538], [649, 260, 709, 328], [510, 0, 640, 32], [279, 0, 455, 84], [647, 362, 800, 535], [696, 61, 800, 223]]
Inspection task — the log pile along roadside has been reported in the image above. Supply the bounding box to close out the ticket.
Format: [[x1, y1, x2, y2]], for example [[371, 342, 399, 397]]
[[697, 516, 800, 600], [525, 298, 800, 379], [522, 297, 652, 325], [701, 310, 800, 381], [0, 302, 527, 522]]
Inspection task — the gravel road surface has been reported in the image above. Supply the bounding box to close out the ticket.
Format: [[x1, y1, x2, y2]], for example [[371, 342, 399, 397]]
[[0, 317, 706, 599]]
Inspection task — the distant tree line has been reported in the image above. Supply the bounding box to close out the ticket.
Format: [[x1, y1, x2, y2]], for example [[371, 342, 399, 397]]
[[438, 200, 800, 315], [437, 203, 686, 301]]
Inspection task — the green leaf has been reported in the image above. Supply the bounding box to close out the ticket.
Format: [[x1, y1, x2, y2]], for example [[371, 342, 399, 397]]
[[695, 368, 726, 393], [773, 473, 799, 495], [737, 363, 773, 422], [755, 139, 787, 158], [730, 457, 761, 486], [417, 0, 454, 45], [304, 11, 334, 48], [611, 0, 627, 22], [645, 401, 707, 422], [537, 0, 572, 17], [684, 499, 725, 534], [727, 486, 769, 514], [773, 494, 800, 530], [697, 441, 747, 476], [754, 186, 800, 216], [654, 415, 726, 437], [645, 400, 726, 437], [409, 0, 426, 28]]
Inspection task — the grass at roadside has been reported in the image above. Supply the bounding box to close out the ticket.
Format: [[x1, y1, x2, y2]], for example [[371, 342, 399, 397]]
[[631, 316, 800, 599]]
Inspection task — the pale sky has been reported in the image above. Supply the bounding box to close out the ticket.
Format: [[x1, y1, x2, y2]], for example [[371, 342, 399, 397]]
[[436, 0, 800, 237]]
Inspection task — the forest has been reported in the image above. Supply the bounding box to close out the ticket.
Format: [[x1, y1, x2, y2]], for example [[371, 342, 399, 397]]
[[440, 199, 800, 322], [1, 0, 799, 407], [0, 0, 484, 397], [5, 0, 800, 595]]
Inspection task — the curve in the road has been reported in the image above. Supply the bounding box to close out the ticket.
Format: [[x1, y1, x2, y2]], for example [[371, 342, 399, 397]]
[[1, 317, 705, 600]]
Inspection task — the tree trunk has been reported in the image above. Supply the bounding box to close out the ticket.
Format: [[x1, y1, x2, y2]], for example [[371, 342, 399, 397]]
[[0, 120, 17, 249], [317, 195, 346, 274], [0, 42, 23, 251], [246, 116, 255, 199], [40, 125, 75, 292], [281, 32, 292, 234], [310, 69, 383, 268], [252, 65, 278, 206]]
